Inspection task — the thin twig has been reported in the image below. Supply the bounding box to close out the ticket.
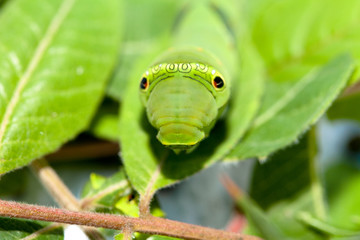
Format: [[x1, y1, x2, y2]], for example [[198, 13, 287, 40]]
[[30, 158, 105, 240], [0, 200, 262, 240], [220, 175, 244, 200], [30, 158, 79, 210]]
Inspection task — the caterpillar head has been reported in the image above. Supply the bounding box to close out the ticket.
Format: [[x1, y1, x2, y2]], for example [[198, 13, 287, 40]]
[[139, 62, 230, 153]]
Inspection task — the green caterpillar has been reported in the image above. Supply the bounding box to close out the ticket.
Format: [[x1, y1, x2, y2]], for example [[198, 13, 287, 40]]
[[139, 2, 236, 153]]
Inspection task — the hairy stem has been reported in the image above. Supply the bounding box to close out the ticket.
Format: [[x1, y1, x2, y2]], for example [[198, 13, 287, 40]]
[[121, 225, 134, 240], [30, 158, 105, 240], [30, 158, 79, 210], [0, 200, 261, 240]]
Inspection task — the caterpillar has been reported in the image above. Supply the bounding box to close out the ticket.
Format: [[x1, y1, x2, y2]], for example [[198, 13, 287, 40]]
[[139, 2, 236, 153]]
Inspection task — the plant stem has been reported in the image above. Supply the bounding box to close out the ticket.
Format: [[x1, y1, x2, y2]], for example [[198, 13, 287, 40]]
[[121, 225, 134, 240], [30, 158, 79, 211], [0, 200, 261, 240], [342, 79, 360, 97], [30, 158, 105, 240], [308, 127, 326, 220]]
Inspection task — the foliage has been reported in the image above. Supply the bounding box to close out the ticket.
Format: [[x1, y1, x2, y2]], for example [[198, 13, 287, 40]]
[[0, 0, 360, 239], [0, 218, 63, 240], [0, 0, 122, 173]]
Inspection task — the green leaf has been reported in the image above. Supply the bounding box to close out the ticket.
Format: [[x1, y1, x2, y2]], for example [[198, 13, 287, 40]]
[[226, 0, 360, 159], [80, 170, 164, 217], [107, 0, 185, 101], [249, 0, 360, 123], [331, 236, 360, 240], [249, 134, 311, 209], [327, 91, 360, 122], [327, 166, 360, 231], [228, 54, 354, 159], [0, 168, 25, 196], [265, 191, 324, 240], [88, 98, 119, 141], [115, 196, 140, 217], [0, 0, 122, 174], [248, 0, 360, 81], [0, 217, 63, 240], [298, 212, 360, 237], [236, 193, 288, 240], [115, 232, 156, 240], [239, 189, 324, 240], [81, 170, 131, 211]]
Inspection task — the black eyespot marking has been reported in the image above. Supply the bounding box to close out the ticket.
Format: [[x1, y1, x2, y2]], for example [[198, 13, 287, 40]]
[[213, 76, 224, 89], [140, 77, 148, 90]]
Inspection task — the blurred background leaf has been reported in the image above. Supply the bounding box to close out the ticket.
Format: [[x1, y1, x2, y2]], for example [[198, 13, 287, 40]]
[[326, 164, 360, 231], [249, 135, 311, 209], [248, 0, 360, 81], [327, 89, 360, 123], [233, 131, 324, 240]]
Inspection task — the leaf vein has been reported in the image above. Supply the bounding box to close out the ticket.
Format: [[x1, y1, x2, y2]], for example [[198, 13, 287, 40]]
[[0, 0, 76, 147], [253, 69, 317, 128], [10, 114, 85, 124]]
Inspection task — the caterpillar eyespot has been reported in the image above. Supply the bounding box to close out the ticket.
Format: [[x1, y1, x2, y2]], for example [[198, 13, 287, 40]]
[[140, 77, 149, 90], [212, 76, 225, 89]]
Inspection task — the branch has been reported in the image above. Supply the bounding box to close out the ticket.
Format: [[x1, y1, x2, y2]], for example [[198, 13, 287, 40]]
[[30, 158, 105, 240], [0, 200, 262, 240], [30, 158, 79, 210]]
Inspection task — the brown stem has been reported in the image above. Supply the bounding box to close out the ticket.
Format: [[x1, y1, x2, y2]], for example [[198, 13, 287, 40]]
[[138, 191, 153, 218], [341, 79, 360, 97], [30, 158, 105, 240], [121, 225, 134, 240], [0, 200, 262, 240], [30, 158, 79, 210], [220, 175, 244, 201]]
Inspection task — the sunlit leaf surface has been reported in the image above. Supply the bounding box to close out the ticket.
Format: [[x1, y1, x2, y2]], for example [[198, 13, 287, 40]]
[[0, 0, 122, 173]]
